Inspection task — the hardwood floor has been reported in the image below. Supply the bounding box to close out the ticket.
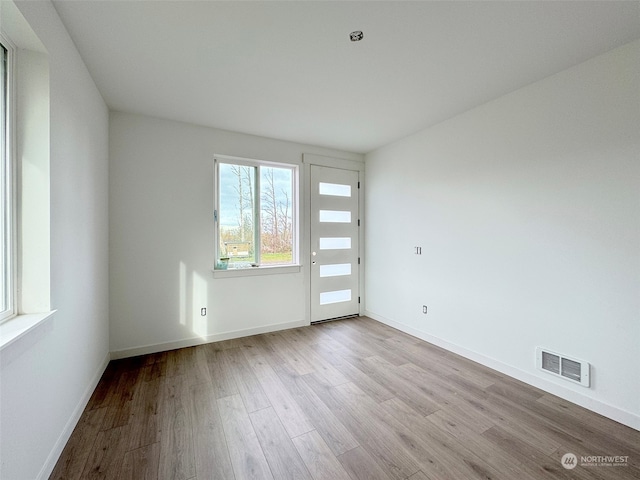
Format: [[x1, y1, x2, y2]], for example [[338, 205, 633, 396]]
[[51, 317, 640, 480]]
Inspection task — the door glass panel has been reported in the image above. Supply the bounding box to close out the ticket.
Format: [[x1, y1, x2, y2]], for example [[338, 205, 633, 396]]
[[319, 237, 351, 250], [320, 289, 352, 305], [319, 210, 351, 223], [319, 263, 351, 277], [319, 182, 351, 197]]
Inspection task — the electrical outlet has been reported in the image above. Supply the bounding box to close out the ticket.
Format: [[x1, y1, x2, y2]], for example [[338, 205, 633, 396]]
[[422, 305, 427, 314], [201, 307, 207, 316]]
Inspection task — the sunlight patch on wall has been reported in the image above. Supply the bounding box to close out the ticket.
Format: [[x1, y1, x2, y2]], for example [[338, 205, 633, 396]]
[[192, 270, 208, 338], [179, 261, 186, 326]]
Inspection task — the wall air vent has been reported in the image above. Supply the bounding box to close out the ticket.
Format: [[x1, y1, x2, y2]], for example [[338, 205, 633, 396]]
[[536, 347, 590, 387]]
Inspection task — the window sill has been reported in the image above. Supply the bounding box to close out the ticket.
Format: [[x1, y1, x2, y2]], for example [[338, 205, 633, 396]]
[[0, 310, 56, 352], [212, 264, 301, 279]]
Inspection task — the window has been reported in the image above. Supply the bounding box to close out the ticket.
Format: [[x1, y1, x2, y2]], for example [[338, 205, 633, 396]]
[[0, 41, 14, 322], [214, 155, 298, 270]]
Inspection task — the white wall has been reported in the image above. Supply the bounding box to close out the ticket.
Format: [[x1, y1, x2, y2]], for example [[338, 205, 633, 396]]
[[0, 1, 110, 479], [109, 112, 362, 356], [365, 40, 640, 429]]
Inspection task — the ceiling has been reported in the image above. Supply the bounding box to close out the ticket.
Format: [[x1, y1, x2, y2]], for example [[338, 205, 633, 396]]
[[51, 1, 640, 154]]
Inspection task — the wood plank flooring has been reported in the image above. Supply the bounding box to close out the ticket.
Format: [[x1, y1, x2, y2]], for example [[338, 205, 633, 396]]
[[51, 317, 640, 480]]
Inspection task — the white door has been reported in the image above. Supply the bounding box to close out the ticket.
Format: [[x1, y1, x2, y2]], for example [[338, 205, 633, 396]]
[[310, 165, 360, 322]]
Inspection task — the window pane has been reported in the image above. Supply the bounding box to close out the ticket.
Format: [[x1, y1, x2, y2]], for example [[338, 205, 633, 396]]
[[260, 166, 293, 265], [319, 237, 351, 250], [319, 182, 351, 197], [319, 210, 351, 223], [0, 45, 7, 314], [216, 158, 297, 270], [218, 163, 256, 267]]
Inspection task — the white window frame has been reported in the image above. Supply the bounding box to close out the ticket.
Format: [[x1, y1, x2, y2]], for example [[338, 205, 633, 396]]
[[213, 154, 300, 276], [0, 36, 15, 323]]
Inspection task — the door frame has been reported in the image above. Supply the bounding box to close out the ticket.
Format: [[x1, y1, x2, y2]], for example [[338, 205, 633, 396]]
[[302, 154, 365, 324]]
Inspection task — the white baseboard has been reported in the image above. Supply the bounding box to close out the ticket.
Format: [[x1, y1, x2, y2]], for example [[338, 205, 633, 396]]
[[37, 350, 111, 480], [364, 310, 640, 431], [110, 319, 309, 360]]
